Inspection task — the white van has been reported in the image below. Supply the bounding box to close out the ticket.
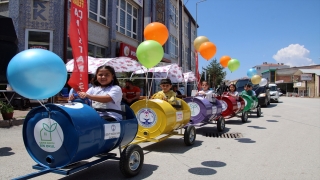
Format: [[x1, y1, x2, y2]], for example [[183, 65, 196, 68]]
[[268, 84, 279, 102]]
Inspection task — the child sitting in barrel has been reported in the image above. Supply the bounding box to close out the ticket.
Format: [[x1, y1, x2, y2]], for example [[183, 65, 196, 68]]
[[241, 84, 255, 98], [226, 84, 239, 100], [197, 81, 215, 103], [151, 78, 178, 105]]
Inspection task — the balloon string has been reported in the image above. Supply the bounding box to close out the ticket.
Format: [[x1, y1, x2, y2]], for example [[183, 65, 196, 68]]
[[38, 100, 49, 113]]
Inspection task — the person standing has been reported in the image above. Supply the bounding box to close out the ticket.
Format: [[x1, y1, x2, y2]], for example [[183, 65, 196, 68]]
[[122, 80, 140, 106]]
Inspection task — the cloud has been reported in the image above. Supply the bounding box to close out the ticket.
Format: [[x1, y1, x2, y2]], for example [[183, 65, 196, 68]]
[[272, 44, 315, 67]]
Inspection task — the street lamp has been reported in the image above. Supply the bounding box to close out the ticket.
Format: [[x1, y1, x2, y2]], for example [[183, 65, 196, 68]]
[[196, 0, 207, 36]]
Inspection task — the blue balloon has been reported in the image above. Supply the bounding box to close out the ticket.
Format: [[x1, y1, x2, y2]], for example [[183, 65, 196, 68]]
[[7, 49, 67, 99], [247, 68, 257, 78]]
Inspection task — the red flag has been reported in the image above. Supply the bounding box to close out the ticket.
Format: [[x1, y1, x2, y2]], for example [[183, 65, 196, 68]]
[[195, 51, 201, 90], [68, 0, 89, 92]]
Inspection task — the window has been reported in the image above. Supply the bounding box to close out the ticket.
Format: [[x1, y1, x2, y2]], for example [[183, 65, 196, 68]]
[[67, 38, 107, 59], [116, 0, 138, 39], [169, 35, 178, 58], [184, 45, 188, 62], [169, 1, 178, 27], [184, 19, 189, 38], [89, 0, 108, 25], [191, 28, 196, 42], [25, 29, 53, 51]]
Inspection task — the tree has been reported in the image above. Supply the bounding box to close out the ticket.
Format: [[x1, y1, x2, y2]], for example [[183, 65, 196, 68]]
[[201, 58, 226, 89]]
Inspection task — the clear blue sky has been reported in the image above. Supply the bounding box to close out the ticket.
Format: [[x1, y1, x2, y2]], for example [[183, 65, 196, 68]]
[[185, 0, 320, 80]]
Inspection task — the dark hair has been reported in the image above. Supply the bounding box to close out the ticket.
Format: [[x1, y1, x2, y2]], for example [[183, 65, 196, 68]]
[[160, 78, 172, 85], [245, 84, 252, 88], [93, 65, 120, 87], [201, 81, 209, 85], [229, 84, 237, 91], [125, 80, 133, 85]]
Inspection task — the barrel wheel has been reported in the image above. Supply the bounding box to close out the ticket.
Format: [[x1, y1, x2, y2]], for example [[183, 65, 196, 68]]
[[241, 111, 248, 123], [217, 117, 225, 132], [257, 106, 261, 117], [184, 125, 196, 146], [119, 144, 144, 177]]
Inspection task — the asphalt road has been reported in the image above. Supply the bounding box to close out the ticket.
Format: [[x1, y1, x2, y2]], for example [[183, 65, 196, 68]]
[[1, 97, 319, 180]]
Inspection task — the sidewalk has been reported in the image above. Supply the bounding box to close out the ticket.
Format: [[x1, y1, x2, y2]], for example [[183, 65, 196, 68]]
[[0, 109, 30, 128]]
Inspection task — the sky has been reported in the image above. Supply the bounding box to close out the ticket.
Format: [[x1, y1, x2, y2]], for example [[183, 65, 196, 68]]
[[184, 0, 320, 80]]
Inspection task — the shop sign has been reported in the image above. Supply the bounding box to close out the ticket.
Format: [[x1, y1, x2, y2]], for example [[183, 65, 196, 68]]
[[119, 43, 137, 60], [300, 74, 312, 81]]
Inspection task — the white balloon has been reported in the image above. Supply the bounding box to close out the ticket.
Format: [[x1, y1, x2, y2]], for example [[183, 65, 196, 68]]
[[259, 78, 268, 86]]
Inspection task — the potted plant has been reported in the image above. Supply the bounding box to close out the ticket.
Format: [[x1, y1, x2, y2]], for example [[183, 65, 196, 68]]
[[0, 100, 14, 120]]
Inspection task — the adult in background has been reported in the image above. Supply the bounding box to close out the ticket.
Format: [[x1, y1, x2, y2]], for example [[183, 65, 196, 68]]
[[122, 80, 140, 106], [172, 85, 182, 95]]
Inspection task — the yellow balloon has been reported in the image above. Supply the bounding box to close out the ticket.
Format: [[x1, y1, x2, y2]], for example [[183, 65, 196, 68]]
[[251, 75, 262, 84], [194, 36, 209, 51]]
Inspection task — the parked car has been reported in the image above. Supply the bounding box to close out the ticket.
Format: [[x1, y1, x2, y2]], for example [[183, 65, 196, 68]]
[[268, 83, 280, 102], [235, 78, 270, 107]]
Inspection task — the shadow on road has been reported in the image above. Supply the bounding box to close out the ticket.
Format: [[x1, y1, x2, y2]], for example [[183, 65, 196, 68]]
[[142, 138, 203, 154], [264, 104, 278, 108], [201, 161, 227, 168], [196, 126, 231, 135], [235, 138, 256, 143], [61, 161, 159, 180], [225, 120, 244, 125], [0, 147, 15, 156], [266, 120, 279, 122], [247, 126, 267, 129], [188, 167, 217, 175]]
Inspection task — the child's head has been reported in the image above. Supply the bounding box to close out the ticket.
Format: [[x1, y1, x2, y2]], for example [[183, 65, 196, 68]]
[[229, 84, 236, 92], [201, 81, 209, 91], [93, 65, 119, 87], [160, 78, 172, 93], [244, 84, 252, 91]]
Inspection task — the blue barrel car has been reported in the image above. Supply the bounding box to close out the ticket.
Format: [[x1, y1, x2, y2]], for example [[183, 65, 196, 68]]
[[14, 102, 143, 179]]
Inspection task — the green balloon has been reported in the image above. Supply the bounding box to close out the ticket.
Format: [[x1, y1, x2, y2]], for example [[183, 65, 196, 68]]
[[136, 40, 164, 68], [228, 59, 240, 72]]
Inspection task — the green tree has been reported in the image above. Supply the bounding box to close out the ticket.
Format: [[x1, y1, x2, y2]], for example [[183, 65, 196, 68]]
[[202, 58, 226, 88]]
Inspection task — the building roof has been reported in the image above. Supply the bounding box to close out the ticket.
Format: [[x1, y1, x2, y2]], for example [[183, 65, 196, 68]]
[[296, 69, 320, 76], [261, 69, 276, 74]]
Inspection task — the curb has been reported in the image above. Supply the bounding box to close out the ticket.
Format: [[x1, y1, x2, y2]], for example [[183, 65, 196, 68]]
[[0, 118, 24, 128]]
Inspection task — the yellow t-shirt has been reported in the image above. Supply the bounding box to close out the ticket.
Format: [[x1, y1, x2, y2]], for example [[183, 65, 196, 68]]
[[152, 90, 177, 105]]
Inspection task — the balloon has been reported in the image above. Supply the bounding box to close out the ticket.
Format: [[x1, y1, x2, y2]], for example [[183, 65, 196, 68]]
[[227, 59, 240, 72], [251, 75, 262, 85], [259, 78, 268, 86], [144, 22, 169, 45], [194, 36, 209, 51], [7, 49, 67, 99], [136, 40, 164, 68], [247, 68, 257, 78], [220, 55, 231, 68], [199, 42, 217, 60]]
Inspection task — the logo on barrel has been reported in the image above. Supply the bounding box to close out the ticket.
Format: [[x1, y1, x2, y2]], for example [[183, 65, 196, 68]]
[[137, 108, 157, 128], [188, 102, 200, 116], [34, 118, 64, 153], [220, 100, 228, 112]]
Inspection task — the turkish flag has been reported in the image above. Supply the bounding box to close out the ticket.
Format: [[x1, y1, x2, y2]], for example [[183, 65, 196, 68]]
[[68, 0, 89, 92], [195, 51, 201, 90]]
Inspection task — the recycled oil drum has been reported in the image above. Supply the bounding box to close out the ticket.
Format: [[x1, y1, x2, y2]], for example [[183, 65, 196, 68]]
[[23, 103, 138, 168], [184, 97, 222, 124], [216, 95, 239, 117], [234, 97, 245, 114], [130, 99, 191, 139], [240, 94, 257, 111]]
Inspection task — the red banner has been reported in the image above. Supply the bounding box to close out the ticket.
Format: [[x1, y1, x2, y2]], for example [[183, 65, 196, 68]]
[[119, 42, 137, 60], [195, 51, 200, 90], [68, 0, 88, 92]]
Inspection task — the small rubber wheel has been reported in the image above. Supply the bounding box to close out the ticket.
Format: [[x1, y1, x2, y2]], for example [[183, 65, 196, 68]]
[[257, 106, 261, 117], [184, 125, 196, 146], [241, 111, 248, 123], [119, 144, 144, 177], [217, 117, 225, 132]]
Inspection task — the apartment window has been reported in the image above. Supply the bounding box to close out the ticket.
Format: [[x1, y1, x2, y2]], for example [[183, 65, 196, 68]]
[[184, 45, 188, 62], [191, 28, 196, 42], [184, 20, 189, 38], [116, 0, 138, 39], [25, 29, 53, 51], [67, 38, 107, 59], [169, 1, 178, 27], [89, 0, 108, 25], [169, 35, 178, 58]]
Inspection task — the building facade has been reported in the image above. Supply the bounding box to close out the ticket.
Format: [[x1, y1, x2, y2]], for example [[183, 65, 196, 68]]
[[0, 0, 197, 95], [253, 62, 290, 76]]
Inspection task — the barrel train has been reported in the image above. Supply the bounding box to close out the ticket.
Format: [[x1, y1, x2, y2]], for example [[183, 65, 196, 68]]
[[15, 92, 261, 179]]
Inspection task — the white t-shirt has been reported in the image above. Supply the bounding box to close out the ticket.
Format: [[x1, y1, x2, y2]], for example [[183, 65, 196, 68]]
[[198, 90, 214, 102], [87, 85, 123, 120]]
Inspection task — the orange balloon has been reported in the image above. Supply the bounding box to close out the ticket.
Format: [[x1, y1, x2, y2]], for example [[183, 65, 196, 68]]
[[199, 42, 217, 60], [144, 22, 169, 45], [220, 55, 231, 68]]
